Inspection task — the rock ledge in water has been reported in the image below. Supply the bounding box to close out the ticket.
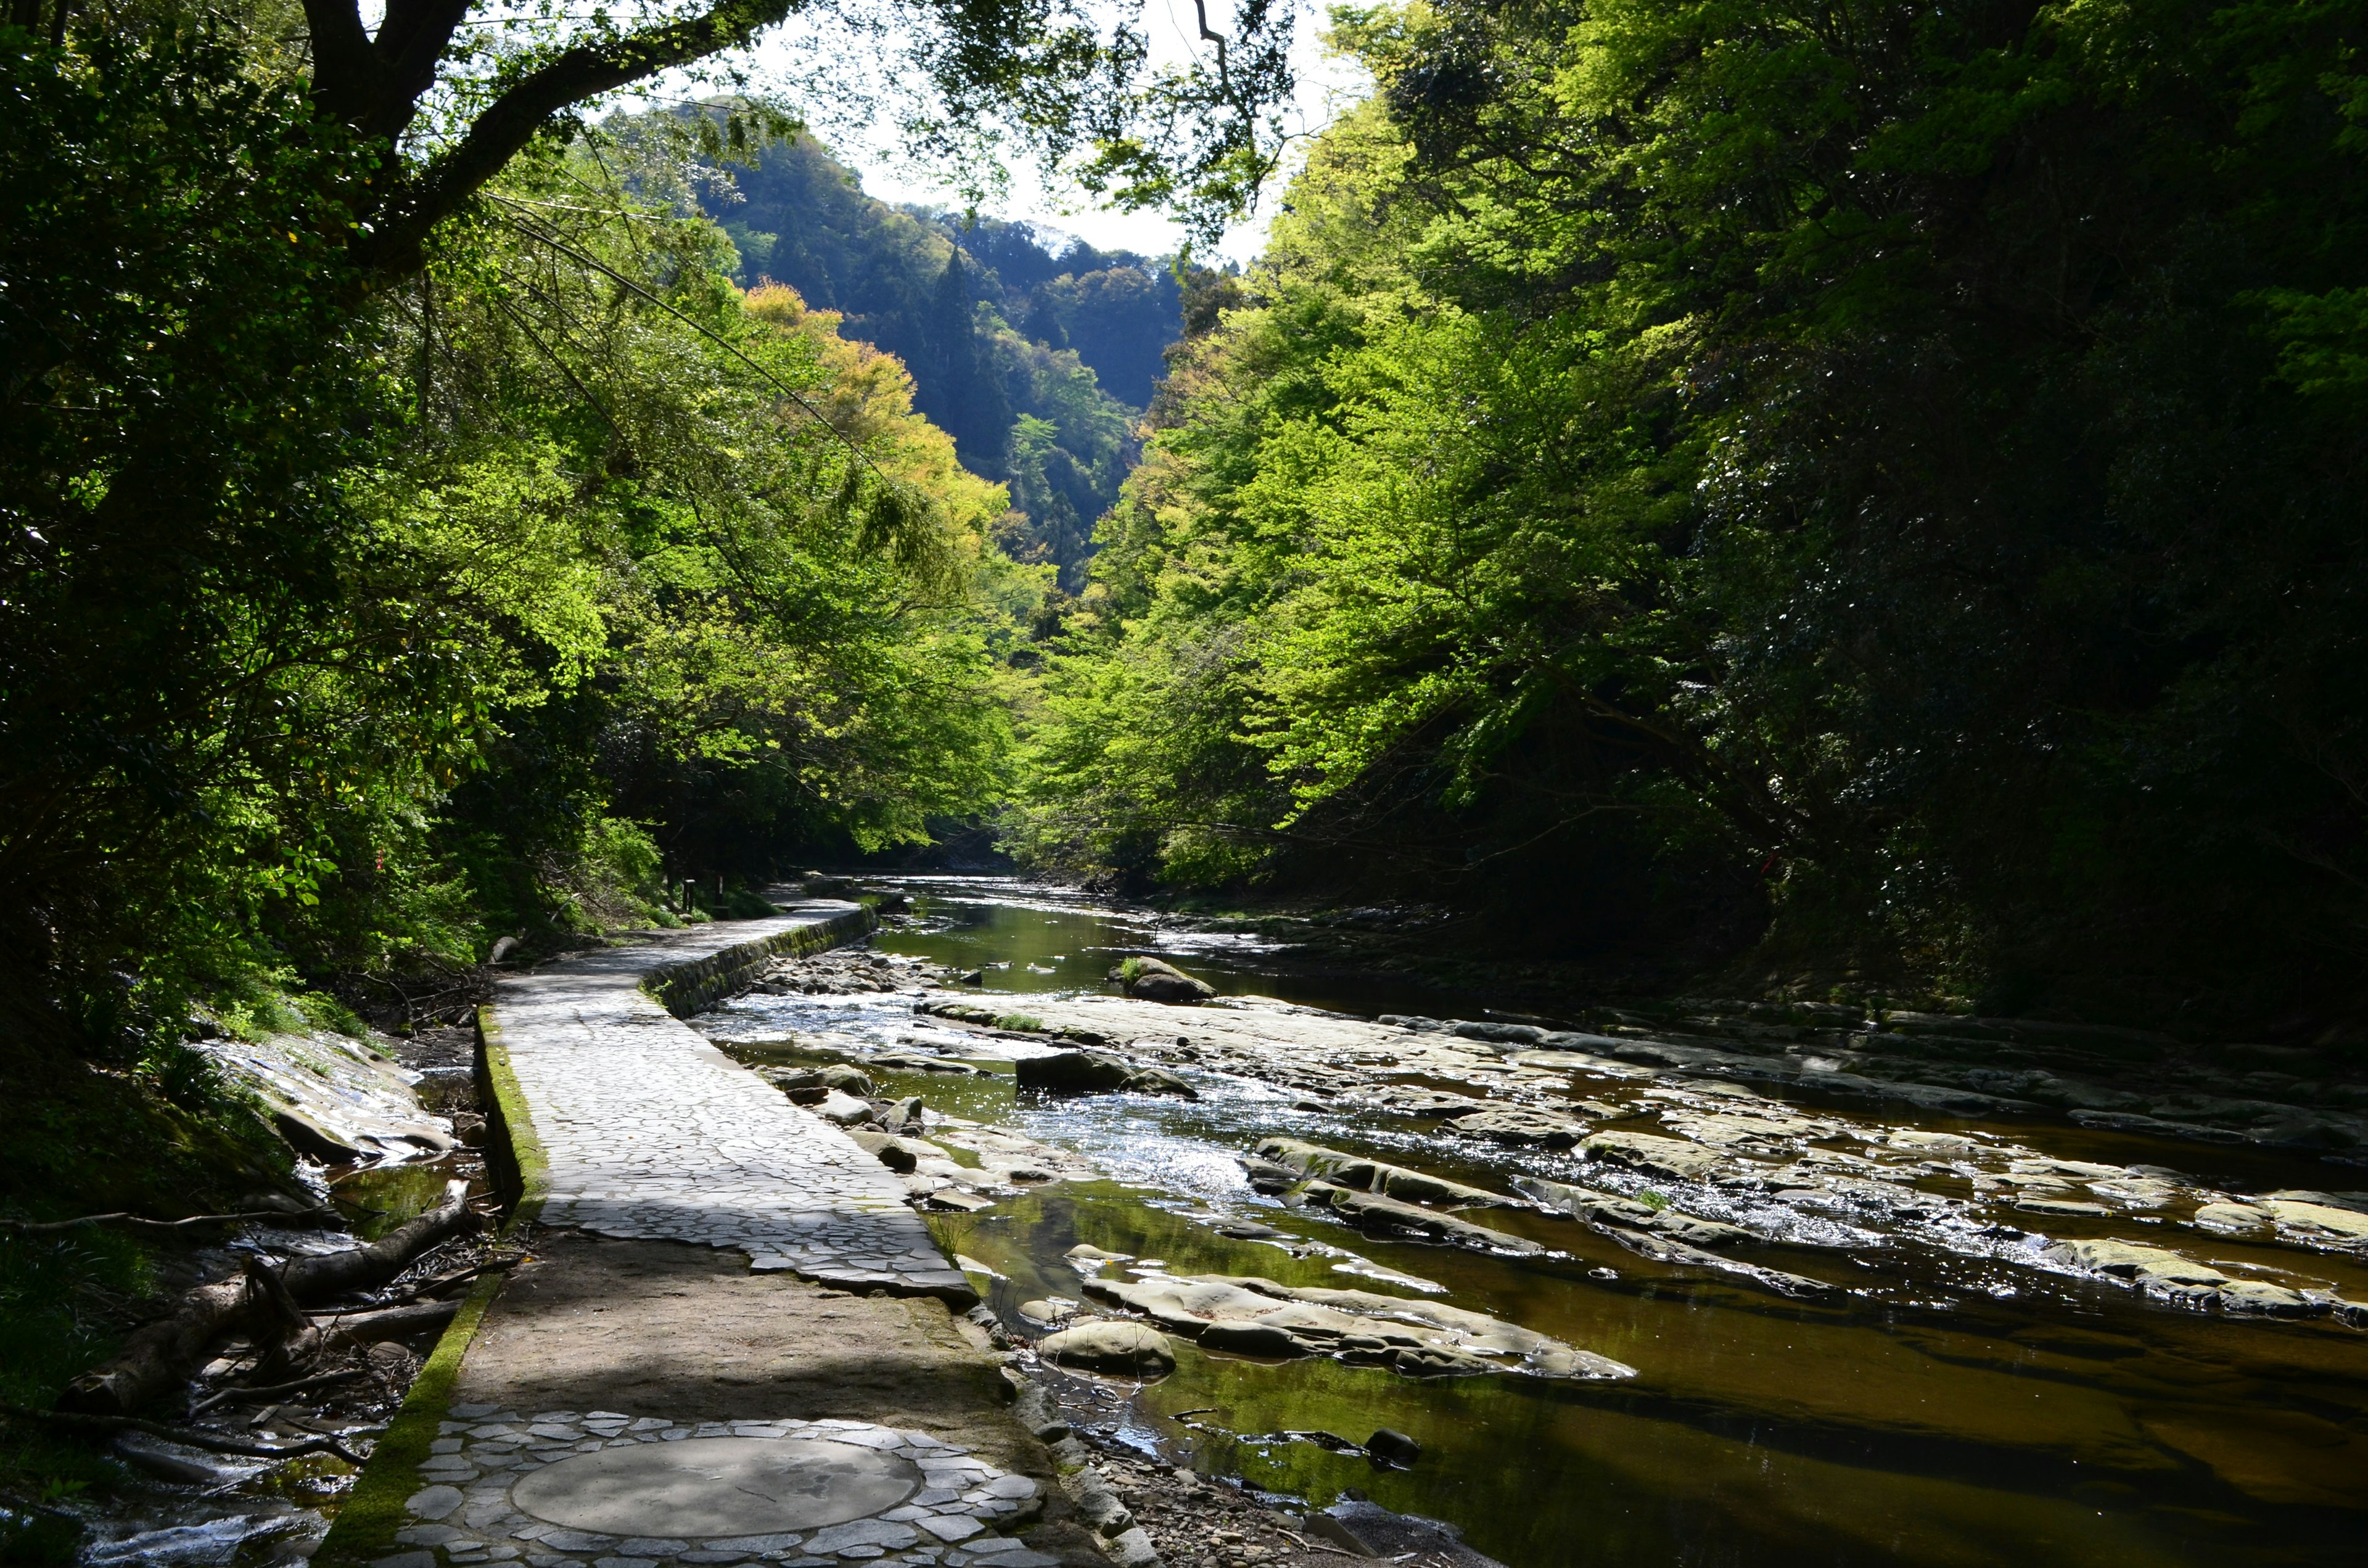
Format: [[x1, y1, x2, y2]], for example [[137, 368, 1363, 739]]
[[1253, 1138, 1521, 1209], [1081, 1273, 1634, 1381]]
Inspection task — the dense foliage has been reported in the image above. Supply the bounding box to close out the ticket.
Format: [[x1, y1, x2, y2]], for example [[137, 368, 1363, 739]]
[[0, 11, 1044, 1093], [706, 133, 1183, 582], [1022, 0, 2368, 1027], [0, 0, 1249, 1464]]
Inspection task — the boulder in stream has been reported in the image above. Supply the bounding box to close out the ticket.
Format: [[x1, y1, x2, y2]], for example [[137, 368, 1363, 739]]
[[1108, 956, 1216, 1004], [1018, 1051, 1196, 1098], [1310, 1500, 1505, 1568], [814, 1090, 876, 1126], [1038, 1320, 1178, 1377], [845, 1130, 942, 1173], [818, 1064, 876, 1095]]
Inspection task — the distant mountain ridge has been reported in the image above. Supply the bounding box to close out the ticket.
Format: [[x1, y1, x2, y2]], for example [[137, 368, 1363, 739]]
[[704, 136, 1182, 585]]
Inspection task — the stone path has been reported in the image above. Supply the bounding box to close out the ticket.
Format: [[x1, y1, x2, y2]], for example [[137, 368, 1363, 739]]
[[492, 912, 970, 1297], [382, 914, 1055, 1568]]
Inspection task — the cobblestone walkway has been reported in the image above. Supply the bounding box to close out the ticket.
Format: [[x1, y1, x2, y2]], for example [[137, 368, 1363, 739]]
[[491, 913, 971, 1297], [391, 1411, 1054, 1568]]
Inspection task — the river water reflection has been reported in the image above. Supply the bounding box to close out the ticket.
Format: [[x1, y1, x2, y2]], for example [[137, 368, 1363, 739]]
[[697, 876, 2368, 1568]]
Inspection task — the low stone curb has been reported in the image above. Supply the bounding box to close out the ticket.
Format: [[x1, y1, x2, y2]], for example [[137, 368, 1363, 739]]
[[645, 907, 879, 1018], [475, 1003, 552, 1227], [313, 1270, 506, 1567]]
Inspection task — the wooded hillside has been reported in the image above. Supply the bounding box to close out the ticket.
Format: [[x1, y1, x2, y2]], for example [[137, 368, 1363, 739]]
[[704, 134, 1186, 585]]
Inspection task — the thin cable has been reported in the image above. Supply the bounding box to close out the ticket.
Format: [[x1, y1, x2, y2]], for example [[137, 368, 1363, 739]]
[[487, 194, 912, 501]]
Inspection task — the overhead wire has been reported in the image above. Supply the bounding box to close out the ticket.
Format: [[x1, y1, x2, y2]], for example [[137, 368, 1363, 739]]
[[484, 192, 926, 517]]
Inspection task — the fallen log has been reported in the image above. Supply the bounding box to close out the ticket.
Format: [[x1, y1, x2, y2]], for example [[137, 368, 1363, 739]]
[[278, 1179, 480, 1299], [314, 1299, 461, 1344], [58, 1180, 479, 1416]]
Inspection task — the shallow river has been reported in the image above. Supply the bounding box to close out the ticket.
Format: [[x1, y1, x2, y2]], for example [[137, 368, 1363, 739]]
[[697, 877, 2368, 1568]]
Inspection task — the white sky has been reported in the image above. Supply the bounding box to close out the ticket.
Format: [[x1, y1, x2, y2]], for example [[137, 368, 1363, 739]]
[[745, 0, 1370, 265]]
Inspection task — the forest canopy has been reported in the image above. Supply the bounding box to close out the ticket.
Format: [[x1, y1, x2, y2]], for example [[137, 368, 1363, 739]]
[[700, 131, 1185, 584], [1018, 0, 2368, 1030]]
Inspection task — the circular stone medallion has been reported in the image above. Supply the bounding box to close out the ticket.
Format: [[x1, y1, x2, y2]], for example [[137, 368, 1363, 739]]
[[511, 1437, 920, 1536]]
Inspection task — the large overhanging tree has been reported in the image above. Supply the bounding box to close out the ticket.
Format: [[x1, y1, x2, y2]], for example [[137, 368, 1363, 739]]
[[285, 0, 1301, 274], [0, 0, 1294, 1024]]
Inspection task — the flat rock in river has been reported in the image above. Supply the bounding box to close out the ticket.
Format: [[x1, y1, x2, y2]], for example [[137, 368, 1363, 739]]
[[1080, 1273, 1634, 1380], [1579, 1128, 1727, 1184], [1301, 1182, 1545, 1254], [1452, 1107, 1588, 1147], [2043, 1237, 2317, 1315], [1516, 1176, 1753, 1249], [2262, 1194, 2368, 1246], [1253, 1139, 1521, 1208]]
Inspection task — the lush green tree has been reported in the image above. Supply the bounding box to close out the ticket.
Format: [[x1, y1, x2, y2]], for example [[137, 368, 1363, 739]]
[[0, 9, 1044, 1060], [1023, 0, 2368, 1024], [1, 0, 1277, 1036]]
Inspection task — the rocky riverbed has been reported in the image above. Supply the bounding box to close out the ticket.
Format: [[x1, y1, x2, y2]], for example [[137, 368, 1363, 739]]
[[20, 1020, 506, 1566], [690, 879, 2368, 1568]]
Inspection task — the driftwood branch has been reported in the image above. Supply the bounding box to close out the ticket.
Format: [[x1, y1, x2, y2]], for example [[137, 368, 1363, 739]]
[[316, 1299, 462, 1344], [354, 0, 801, 274], [372, 1252, 522, 1308], [188, 1368, 366, 1416], [0, 1208, 332, 1236], [59, 1180, 480, 1415], [1, 1403, 366, 1464]]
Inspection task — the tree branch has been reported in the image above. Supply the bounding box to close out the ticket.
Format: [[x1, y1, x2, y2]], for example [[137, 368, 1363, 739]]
[[358, 0, 802, 274], [306, 0, 474, 143], [366, 0, 474, 144], [302, 0, 379, 125], [0, 1403, 368, 1465], [0, 1208, 332, 1236]]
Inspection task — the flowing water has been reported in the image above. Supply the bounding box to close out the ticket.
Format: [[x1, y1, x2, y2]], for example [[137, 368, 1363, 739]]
[[697, 876, 2368, 1568]]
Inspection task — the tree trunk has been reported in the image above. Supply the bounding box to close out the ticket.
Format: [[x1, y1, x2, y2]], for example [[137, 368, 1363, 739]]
[[59, 1179, 479, 1415]]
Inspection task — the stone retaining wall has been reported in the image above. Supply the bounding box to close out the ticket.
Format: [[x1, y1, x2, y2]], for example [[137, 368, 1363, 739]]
[[643, 905, 880, 1017]]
